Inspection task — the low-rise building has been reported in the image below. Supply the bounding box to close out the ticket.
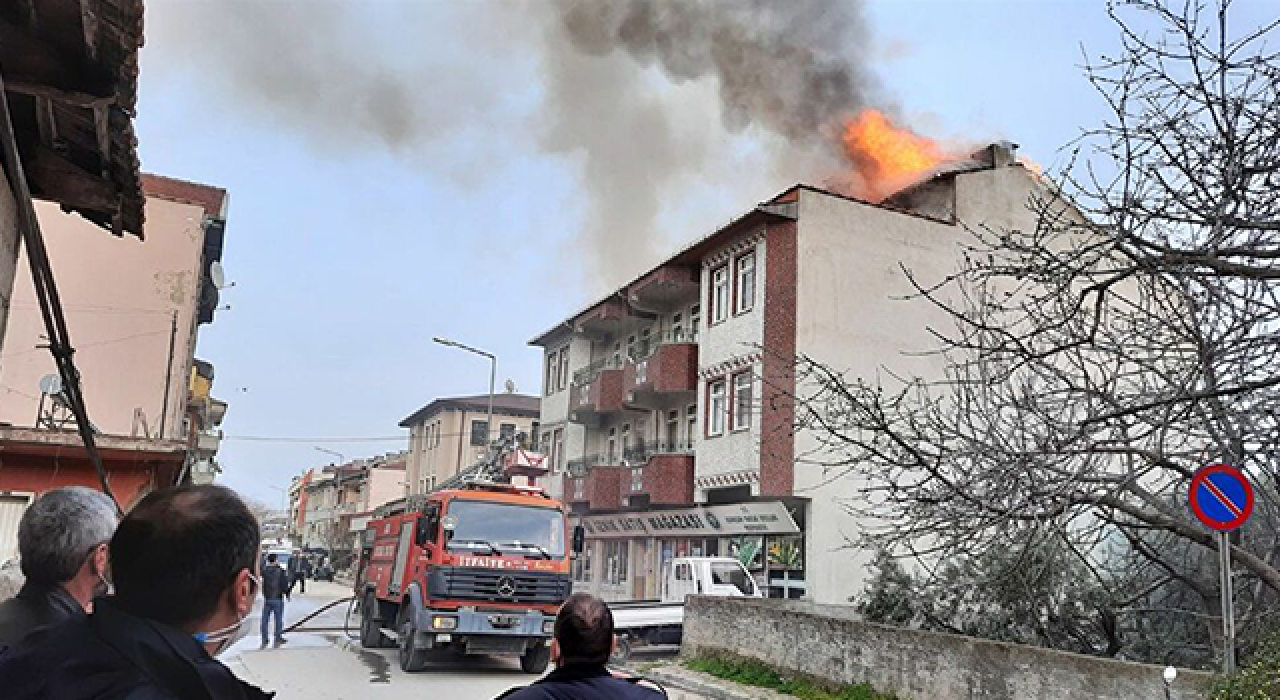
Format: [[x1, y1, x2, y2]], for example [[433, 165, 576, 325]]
[[300, 453, 407, 568], [532, 143, 1047, 605], [400, 393, 540, 495]]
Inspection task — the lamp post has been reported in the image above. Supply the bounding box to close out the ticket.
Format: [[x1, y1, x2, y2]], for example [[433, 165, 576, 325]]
[[314, 446, 344, 465], [433, 336, 496, 449]]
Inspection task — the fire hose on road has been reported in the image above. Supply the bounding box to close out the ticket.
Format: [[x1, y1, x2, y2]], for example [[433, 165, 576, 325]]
[[281, 595, 359, 638]]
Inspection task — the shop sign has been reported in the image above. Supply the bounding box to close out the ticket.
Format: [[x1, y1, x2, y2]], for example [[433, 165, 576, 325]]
[[580, 501, 799, 539]]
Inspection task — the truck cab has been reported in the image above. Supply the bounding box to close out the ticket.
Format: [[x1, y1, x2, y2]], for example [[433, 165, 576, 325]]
[[357, 482, 582, 673], [663, 557, 762, 601]]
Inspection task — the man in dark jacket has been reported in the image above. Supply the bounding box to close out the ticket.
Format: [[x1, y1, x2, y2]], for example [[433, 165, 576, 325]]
[[260, 553, 290, 648], [286, 549, 308, 594], [0, 484, 273, 699], [0, 487, 117, 651], [498, 593, 663, 700]]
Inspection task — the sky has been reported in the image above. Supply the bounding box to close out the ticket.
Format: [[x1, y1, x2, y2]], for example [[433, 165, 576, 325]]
[[128, 0, 1274, 507]]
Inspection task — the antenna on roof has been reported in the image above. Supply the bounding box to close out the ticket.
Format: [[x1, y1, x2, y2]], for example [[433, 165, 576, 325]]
[[504, 379, 517, 394]]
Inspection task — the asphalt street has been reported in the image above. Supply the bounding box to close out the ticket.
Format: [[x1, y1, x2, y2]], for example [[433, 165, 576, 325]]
[[221, 581, 699, 700]]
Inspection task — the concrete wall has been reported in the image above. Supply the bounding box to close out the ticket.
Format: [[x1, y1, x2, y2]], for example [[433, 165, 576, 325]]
[[0, 166, 18, 359], [365, 466, 405, 510], [681, 597, 1211, 700], [0, 196, 207, 439]]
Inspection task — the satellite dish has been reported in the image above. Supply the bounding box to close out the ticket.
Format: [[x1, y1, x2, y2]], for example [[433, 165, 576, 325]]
[[38, 373, 62, 395], [210, 261, 227, 290], [504, 379, 517, 394]]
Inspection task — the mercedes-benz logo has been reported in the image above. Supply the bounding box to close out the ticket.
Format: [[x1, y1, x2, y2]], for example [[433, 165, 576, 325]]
[[496, 576, 517, 597]]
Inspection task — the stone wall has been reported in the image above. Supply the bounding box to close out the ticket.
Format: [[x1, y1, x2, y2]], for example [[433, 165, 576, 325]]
[[680, 596, 1212, 700]]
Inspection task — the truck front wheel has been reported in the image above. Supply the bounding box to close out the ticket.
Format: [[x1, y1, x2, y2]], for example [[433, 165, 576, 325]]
[[399, 618, 428, 673], [521, 644, 551, 674]]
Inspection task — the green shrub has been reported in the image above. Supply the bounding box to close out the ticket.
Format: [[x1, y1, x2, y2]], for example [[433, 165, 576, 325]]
[[685, 655, 900, 700], [1209, 634, 1280, 700]]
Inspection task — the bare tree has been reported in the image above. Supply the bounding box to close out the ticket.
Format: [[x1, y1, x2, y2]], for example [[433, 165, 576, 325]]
[[792, 0, 1280, 664]]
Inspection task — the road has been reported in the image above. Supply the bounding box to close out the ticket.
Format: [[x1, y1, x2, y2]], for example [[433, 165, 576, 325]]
[[222, 581, 699, 699]]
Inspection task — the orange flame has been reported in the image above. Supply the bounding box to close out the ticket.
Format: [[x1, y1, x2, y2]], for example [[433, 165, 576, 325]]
[[840, 109, 949, 202]]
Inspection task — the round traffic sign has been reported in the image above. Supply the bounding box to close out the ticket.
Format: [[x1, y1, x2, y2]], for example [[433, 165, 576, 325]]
[[1189, 464, 1254, 532]]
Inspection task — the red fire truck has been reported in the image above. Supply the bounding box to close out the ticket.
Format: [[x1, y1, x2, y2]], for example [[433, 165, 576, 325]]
[[355, 449, 582, 673]]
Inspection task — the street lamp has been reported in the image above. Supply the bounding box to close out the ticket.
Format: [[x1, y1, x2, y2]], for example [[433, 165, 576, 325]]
[[314, 446, 344, 465], [433, 336, 496, 449]]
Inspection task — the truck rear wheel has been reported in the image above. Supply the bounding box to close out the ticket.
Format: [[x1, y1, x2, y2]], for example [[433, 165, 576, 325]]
[[399, 618, 428, 672], [521, 644, 551, 674], [360, 594, 384, 649]]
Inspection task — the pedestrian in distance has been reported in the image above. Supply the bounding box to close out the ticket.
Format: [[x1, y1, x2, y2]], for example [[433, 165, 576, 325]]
[[286, 548, 307, 594], [497, 592, 665, 700], [261, 552, 290, 648], [0, 484, 273, 699], [0, 487, 118, 653]]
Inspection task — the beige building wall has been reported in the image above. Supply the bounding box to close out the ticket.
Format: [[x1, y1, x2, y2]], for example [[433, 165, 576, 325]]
[[0, 195, 208, 439], [366, 466, 406, 510], [406, 407, 540, 494], [792, 167, 1046, 605]]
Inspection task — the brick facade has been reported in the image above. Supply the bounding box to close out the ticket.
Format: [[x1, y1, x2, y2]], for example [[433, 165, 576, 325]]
[[759, 219, 797, 497]]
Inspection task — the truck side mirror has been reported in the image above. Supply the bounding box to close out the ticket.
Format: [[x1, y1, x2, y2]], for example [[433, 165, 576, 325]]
[[572, 525, 586, 554]]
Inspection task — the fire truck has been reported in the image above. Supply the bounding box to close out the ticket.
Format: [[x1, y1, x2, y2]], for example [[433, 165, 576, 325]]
[[354, 439, 583, 673]]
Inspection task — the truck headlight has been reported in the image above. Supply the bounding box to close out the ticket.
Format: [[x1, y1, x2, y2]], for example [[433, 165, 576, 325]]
[[431, 616, 458, 630], [543, 620, 555, 635]]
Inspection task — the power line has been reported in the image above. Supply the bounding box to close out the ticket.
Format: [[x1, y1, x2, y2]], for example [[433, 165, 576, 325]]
[[0, 330, 170, 359]]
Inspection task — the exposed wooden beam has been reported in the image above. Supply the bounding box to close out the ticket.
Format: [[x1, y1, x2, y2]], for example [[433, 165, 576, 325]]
[[21, 141, 117, 212], [0, 15, 112, 99], [4, 79, 114, 108]]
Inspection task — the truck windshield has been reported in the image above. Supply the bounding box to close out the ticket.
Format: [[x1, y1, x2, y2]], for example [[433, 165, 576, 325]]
[[446, 501, 566, 558], [710, 561, 755, 595]]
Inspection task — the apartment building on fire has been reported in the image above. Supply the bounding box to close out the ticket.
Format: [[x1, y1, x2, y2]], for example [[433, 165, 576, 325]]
[[532, 142, 1048, 605]]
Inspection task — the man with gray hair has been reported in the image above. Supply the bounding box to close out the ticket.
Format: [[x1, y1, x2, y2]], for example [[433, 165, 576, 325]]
[[0, 486, 118, 651]]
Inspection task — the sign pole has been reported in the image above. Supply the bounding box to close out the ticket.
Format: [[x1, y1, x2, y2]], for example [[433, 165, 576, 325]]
[[1218, 530, 1236, 674]]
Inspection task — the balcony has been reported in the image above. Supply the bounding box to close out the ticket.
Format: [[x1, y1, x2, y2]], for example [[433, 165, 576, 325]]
[[627, 265, 699, 308], [569, 360, 625, 420], [623, 333, 698, 405]]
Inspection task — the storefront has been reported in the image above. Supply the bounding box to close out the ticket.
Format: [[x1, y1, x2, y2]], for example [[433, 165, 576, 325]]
[[570, 500, 805, 602]]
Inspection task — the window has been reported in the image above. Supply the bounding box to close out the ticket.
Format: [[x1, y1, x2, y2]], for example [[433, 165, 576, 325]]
[[621, 423, 631, 453], [572, 477, 585, 500], [573, 543, 592, 582], [553, 429, 565, 472], [672, 312, 684, 342], [604, 540, 629, 586], [675, 562, 691, 581], [640, 327, 651, 357], [690, 304, 701, 339], [542, 431, 552, 460], [686, 404, 697, 444], [612, 341, 622, 366], [546, 353, 557, 396], [606, 427, 617, 463], [666, 409, 679, 448], [707, 379, 726, 436], [735, 251, 756, 313], [711, 265, 729, 324], [626, 334, 636, 361], [499, 423, 516, 441], [732, 371, 753, 431], [631, 466, 644, 492], [558, 347, 570, 392], [434, 421, 442, 447], [470, 420, 488, 446]]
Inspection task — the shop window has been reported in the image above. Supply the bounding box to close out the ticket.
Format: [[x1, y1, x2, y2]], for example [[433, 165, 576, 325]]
[[604, 540, 629, 586]]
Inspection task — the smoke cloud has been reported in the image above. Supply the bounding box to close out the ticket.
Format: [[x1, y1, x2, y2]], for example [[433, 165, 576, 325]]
[[147, 0, 876, 289]]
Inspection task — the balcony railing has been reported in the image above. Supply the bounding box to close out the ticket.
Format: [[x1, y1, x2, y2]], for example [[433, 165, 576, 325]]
[[566, 440, 694, 474], [631, 329, 698, 362], [572, 356, 623, 386]]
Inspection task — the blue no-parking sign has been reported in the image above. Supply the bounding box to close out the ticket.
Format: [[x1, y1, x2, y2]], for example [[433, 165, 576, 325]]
[[1189, 464, 1254, 531]]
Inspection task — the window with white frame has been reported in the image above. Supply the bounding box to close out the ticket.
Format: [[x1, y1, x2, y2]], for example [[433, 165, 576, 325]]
[[607, 427, 617, 462], [708, 379, 726, 436], [545, 353, 557, 396], [554, 429, 565, 472], [604, 540, 629, 585], [621, 423, 631, 455], [690, 304, 701, 340], [666, 410, 680, 447], [732, 371, 753, 431], [711, 265, 729, 324], [735, 250, 756, 313], [558, 346, 570, 392], [631, 466, 644, 492], [672, 312, 684, 342], [686, 404, 697, 444]]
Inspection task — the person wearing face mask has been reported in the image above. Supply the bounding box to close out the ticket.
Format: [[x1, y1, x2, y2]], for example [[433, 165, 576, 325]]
[[0, 487, 118, 652], [0, 484, 273, 699]]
